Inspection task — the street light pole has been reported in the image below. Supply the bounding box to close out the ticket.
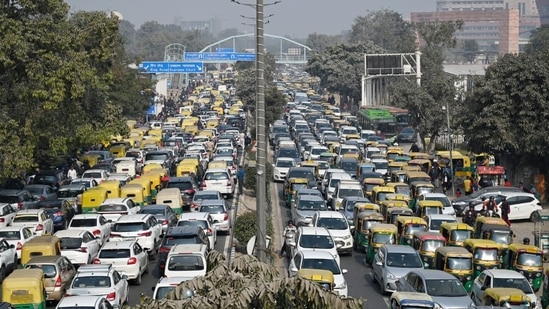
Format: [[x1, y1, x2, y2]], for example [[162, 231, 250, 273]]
[[445, 102, 455, 196]]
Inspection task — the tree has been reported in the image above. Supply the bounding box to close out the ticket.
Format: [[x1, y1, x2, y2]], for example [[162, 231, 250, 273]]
[[462, 39, 479, 63], [306, 42, 384, 104], [350, 9, 416, 53], [134, 251, 364, 309], [305, 32, 347, 52], [525, 26, 549, 56]]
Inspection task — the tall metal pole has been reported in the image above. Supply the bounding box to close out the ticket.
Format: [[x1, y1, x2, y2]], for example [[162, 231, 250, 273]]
[[255, 0, 267, 263], [446, 102, 455, 196]]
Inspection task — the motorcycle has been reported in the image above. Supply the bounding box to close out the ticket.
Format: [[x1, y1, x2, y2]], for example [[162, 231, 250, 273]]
[[284, 229, 297, 258], [462, 209, 476, 227]]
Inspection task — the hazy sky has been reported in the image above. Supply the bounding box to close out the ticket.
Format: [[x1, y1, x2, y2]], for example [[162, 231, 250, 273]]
[[64, 0, 438, 38]]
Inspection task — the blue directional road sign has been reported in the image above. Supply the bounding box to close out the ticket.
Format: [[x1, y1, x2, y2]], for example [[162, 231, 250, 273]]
[[216, 48, 235, 53], [184, 52, 255, 61], [140, 61, 203, 73]]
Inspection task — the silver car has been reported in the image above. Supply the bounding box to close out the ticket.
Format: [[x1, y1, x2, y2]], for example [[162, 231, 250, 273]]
[[396, 269, 473, 309], [372, 244, 424, 293], [198, 200, 230, 234], [292, 195, 328, 227]]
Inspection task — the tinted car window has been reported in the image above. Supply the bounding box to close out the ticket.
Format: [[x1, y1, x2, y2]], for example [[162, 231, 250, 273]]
[[60, 237, 83, 249], [99, 249, 130, 259], [113, 222, 147, 232], [27, 264, 56, 278]]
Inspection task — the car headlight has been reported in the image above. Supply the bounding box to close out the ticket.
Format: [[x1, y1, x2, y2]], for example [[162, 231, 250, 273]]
[[335, 281, 347, 290], [343, 234, 351, 240], [386, 272, 397, 280], [466, 275, 472, 281], [476, 265, 481, 270], [536, 272, 542, 277]]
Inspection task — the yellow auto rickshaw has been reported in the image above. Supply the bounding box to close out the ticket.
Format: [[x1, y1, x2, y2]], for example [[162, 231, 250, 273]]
[[120, 183, 146, 206], [109, 145, 128, 158], [439, 223, 474, 247], [482, 288, 533, 308], [362, 178, 385, 199], [353, 212, 384, 252], [385, 183, 411, 197], [380, 200, 408, 220], [143, 163, 164, 175], [409, 152, 430, 160], [184, 125, 199, 135], [463, 239, 501, 279], [412, 231, 446, 269], [20, 236, 61, 267], [396, 216, 427, 246], [97, 180, 121, 199], [408, 159, 432, 174], [416, 200, 443, 218], [79, 154, 101, 168], [409, 181, 435, 210], [284, 178, 310, 207], [434, 246, 474, 292], [506, 244, 543, 292], [366, 223, 397, 264], [176, 163, 198, 177], [300, 161, 320, 182], [386, 207, 414, 225], [319, 152, 337, 168], [390, 292, 436, 309], [385, 193, 410, 203], [2, 269, 46, 309], [391, 170, 409, 183], [297, 269, 334, 292], [371, 186, 395, 204], [473, 217, 509, 239], [386, 147, 404, 162], [353, 203, 381, 219], [128, 178, 152, 205], [81, 187, 108, 213]]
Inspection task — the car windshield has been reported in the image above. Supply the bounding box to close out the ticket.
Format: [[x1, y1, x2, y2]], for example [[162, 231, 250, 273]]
[[340, 148, 356, 155], [473, 248, 499, 261], [113, 222, 146, 232], [278, 149, 299, 158], [518, 252, 543, 267], [297, 200, 326, 211], [490, 231, 512, 245], [301, 258, 340, 275], [401, 128, 414, 134], [447, 257, 472, 270], [298, 235, 334, 249], [13, 215, 38, 223], [205, 172, 228, 180], [60, 237, 83, 249], [493, 278, 534, 294], [405, 224, 426, 235], [168, 181, 194, 190], [373, 232, 395, 244], [139, 208, 165, 216], [155, 286, 175, 300], [27, 264, 57, 278], [421, 240, 445, 252], [276, 160, 294, 168], [316, 217, 348, 230], [0, 231, 20, 240], [99, 249, 130, 259], [451, 230, 472, 242], [58, 190, 82, 198], [70, 219, 97, 227], [99, 205, 127, 212], [395, 187, 411, 196], [339, 189, 363, 198], [341, 162, 356, 171], [311, 148, 327, 155], [167, 255, 204, 271], [289, 170, 313, 180], [177, 220, 208, 229], [164, 235, 200, 246], [430, 219, 456, 232], [373, 161, 389, 170], [425, 279, 468, 297], [72, 276, 112, 288], [426, 197, 452, 208], [386, 252, 423, 268], [145, 153, 169, 161], [200, 205, 225, 214], [25, 187, 44, 195]]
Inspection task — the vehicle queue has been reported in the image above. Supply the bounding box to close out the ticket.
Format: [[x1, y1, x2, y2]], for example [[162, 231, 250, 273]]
[[272, 91, 547, 309], [0, 84, 248, 309]]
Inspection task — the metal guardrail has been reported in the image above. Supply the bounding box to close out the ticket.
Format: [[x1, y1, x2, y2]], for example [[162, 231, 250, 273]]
[[273, 54, 308, 64]]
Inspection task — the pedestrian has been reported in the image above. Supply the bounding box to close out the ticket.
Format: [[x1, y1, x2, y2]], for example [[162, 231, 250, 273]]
[[500, 196, 511, 226], [410, 143, 420, 153], [67, 166, 78, 180], [530, 184, 540, 199], [442, 172, 451, 195], [472, 177, 479, 192], [236, 165, 245, 194], [463, 176, 473, 195], [504, 178, 512, 187], [279, 220, 296, 257], [429, 166, 440, 188], [455, 188, 462, 198], [518, 182, 525, 192]]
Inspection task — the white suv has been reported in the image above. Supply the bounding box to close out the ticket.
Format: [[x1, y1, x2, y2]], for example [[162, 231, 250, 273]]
[[94, 240, 149, 286], [177, 212, 216, 251], [312, 211, 354, 256], [325, 172, 352, 203], [97, 198, 140, 222], [164, 244, 208, 278], [331, 180, 363, 211], [152, 277, 193, 300], [109, 214, 162, 257], [295, 226, 340, 265], [66, 264, 129, 308], [202, 169, 235, 198], [69, 214, 112, 246]]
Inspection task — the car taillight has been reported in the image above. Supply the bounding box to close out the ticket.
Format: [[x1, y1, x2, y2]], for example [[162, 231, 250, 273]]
[[162, 219, 168, 225], [110, 233, 120, 238], [36, 224, 43, 231], [121, 212, 128, 215], [55, 276, 62, 287], [106, 292, 116, 301], [17, 202, 22, 210], [227, 179, 232, 186], [183, 189, 195, 196], [92, 230, 101, 236], [159, 247, 170, 253], [79, 247, 87, 253], [16, 242, 22, 250], [0, 218, 4, 223], [202, 181, 206, 188], [223, 212, 229, 220], [93, 258, 101, 264], [138, 231, 151, 237], [127, 257, 137, 265], [206, 228, 212, 236]]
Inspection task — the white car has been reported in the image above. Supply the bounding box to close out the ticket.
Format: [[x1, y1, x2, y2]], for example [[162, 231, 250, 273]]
[[177, 212, 216, 251], [164, 244, 208, 278], [468, 192, 543, 221], [471, 269, 540, 307], [201, 169, 235, 198], [55, 229, 101, 266], [425, 214, 457, 233], [418, 193, 456, 216], [0, 226, 35, 260], [69, 214, 112, 245], [289, 250, 348, 297], [312, 211, 354, 256], [109, 214, 162, 256], [70, 178, 99, 189], [81, 170, 109, 183], [0, 239, 17, 280], [198, 200, 230, 234], [12, 209, 54, 236], [305, 146, 329, 161], [294, 226, 340, 265], [97, 198, 140, 222], [152, 277, 193, 300], [66, 265, 129, 309], [56, 295, 114, 309], [0, 203, 17, 227], [325, 172, 352, 202], [371, 158, 389, 175], [94, 240, 149, 286], [272, 157, 296, 182]]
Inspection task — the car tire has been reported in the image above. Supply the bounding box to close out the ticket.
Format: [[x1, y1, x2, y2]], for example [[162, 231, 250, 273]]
[[133, 272, 142, 286], [391, 299, 398, 309], [371, 272, 377, 283], [144, 258, 149, 274], [0, 265, 5, 283]]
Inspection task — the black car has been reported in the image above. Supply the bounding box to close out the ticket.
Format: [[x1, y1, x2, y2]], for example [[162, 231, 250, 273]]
[[32, 170, 65, 188], [158, 226, 209, 274], [397, 127, 416, 143], [166, 177, 199, 211], [33, 199, 75, 231]]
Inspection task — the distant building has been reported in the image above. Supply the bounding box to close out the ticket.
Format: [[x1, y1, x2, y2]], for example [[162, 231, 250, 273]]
[[174, 17, 221, 35], [536, 0, 549, 25]]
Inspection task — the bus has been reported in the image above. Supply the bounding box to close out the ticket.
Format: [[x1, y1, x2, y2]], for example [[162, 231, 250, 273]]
[[375, 106, 410, 131], [357, 108, 398, 137]]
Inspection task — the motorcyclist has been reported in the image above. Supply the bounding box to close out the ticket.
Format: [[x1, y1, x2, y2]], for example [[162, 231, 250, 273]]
[[482, 196, 498, 214], [523, 237, 530, 245], [279, 220, 296, 257], [463, 202, 477, 226]]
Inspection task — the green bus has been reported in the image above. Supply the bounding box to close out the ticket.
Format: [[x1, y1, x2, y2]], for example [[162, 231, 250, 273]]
[[357, 108, 397, 137]]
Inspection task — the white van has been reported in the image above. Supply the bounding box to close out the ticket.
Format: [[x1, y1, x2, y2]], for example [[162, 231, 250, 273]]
[[164, 244, 208, 278], [331, 180, 364, 211]]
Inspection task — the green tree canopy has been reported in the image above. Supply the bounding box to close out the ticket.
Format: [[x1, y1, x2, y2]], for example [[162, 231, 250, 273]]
[[525, 26, 549, 56], [305, 32, 347, 52]]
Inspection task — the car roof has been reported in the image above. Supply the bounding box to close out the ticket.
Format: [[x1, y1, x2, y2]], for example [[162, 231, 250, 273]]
[[411, 269, 457, 280], [426, 214, 457, 220], [179, 212, 210, 220], [101, 240, 135, 249], [200, 200, 225, 206], [277, 157, 296, 162], [27, 255, 65, 264], [72, 213, 102, 219], [501, 191, 536, 198], [167, 225, 203, 235], [115, 214, 150, 222], [422, 193, 449, 198], [0, 226, 28, 231], [298, 226, 330, 235], [484, 269, 529, 278], [155, 276, 194, 286], [299, 249, 337, 259], [298, 195, 324, 202], [59, 184, 86, 190], [141, 204, 170, 210], [57, 296, 105, 307], [195, 190, 221, 195], [83, 169, 106, 173], [315, 211, 345, 219], [382, 244, 419, 253], [55, 229, 89, 237], [16, 209, 42, 215]]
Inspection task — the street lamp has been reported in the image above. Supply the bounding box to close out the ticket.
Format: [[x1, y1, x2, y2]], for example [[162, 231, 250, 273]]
[[442, 103, 455, 196], [231, 0, 281, 264]]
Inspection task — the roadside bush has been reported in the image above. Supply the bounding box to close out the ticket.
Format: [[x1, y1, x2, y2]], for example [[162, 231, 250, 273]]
[[243, 165, 257, 193], [233, 210, 274, 244]]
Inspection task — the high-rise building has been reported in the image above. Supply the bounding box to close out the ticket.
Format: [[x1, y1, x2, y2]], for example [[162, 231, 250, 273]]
[[173, 17, 222, 35], [536, 0, 549, 25], [437, 0, 538, 16]]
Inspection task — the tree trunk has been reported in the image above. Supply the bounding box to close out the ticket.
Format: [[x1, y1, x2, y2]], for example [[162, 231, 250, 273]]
[[427, 132, 438, 155]]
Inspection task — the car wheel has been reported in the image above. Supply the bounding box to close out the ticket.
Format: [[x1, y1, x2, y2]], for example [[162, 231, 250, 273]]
[[144, 258, 149, 274], [391, 300, 398, 309], [63, 220, 68, 230], [0, 265, 5, 283], [133, 272, 142, 286], [371, 272, 377, 283]]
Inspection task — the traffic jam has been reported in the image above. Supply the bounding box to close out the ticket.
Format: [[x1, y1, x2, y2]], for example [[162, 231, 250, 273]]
[[0, 86, 247, 309], [272, 86, 546, 309]]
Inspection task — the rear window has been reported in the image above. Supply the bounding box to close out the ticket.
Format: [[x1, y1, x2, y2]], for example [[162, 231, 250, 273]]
[[0, 196, 20, 204], [83, 173, 102, 179], [60, 237, 83, 249], [113, 222, 147, 232], [70, 219, 97, 227], [72, 276, 111, 288], [163, 235, 201, 246], [99, 249, 130, 259], [177, 220, 207, 229], [167, 181, 193, 191], [27, 264, 57, 278], [58, 190, 82, 198], [99, 205, 127, 212], [199, 205, 224, 214], [167, 255, 204, 271], [13, 215, 38, 223], [0, 231, 20, 240], [205, 172, 228, 180]]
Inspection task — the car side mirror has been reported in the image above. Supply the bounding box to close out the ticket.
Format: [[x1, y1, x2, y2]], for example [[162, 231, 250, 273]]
[[9, 244, 14, 249], [342, 269, 348, 274], [122, 275, 128, 280], [151, 287, 155, 292], [290, 267, 298, 273], [481, 285, 487, 291], [375, 261, 383, 266]]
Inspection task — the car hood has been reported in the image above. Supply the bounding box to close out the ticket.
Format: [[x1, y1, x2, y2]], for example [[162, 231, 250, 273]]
[[328, 229, 350, 239], [274, 167, 290, 174], [386, 266, 423, 279], [431, 295, 472, 309], [296, 209, 316, 218]]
